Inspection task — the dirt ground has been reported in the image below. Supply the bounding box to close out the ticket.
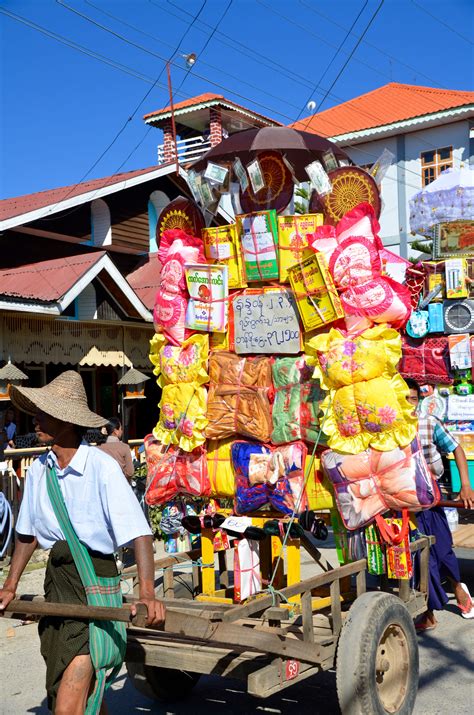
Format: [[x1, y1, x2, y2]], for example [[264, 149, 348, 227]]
[[1, 541, 473, 715]]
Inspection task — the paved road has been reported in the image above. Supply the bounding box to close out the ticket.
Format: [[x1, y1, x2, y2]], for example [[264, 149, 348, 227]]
[[1, 544, 473, 715]]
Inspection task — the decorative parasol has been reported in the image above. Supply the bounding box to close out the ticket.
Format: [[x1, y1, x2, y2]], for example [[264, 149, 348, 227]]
[[157, 197, 205, 240], [310, 166, 381, 225], [409, 165, 474, 236], [239, 151, 294, 214], [192, 126, 350, 182]]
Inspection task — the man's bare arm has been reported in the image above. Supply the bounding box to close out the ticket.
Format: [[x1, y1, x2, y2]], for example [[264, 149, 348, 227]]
[[0, 534, 38, 611], [130, 534, 165, 626]]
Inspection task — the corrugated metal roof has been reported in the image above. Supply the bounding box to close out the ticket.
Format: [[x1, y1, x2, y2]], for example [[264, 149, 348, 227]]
[[143, 93, 224, 119], [126, 253, 160, 310], [0, 252, 105, 301], [291, 83, 474, 137], [0, 165, 168, 222]]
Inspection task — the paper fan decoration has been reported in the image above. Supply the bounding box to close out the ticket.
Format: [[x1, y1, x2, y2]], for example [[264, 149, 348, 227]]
[[311, 167, 381, 226], [157, 197, 205, 241], [239, 151, 294, 214]]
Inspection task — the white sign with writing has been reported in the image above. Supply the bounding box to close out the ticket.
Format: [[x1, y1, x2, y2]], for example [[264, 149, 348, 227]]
[[447, 394, 474, 421], [233, 290, 301, 354]]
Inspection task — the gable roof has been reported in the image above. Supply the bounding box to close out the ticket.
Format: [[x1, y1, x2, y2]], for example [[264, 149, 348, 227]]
[[143, 92, 281, 128], [0, 163, 184, 231], [292, 83, 474, 138], [0, 252, 152, 321], [126, 253, 160, 310]]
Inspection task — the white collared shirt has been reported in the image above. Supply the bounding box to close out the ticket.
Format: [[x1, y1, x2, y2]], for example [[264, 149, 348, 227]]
[[16, 442, 151, 552]]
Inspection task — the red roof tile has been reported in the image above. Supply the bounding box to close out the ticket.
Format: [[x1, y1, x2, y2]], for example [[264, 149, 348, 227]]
[[126, 253, 160, 310], [143, 93, 224, 120], [291, 83, 474, 137], [143, 92, 281, 127], [0, 165, 170, 222], [0, 252, 105, 302]]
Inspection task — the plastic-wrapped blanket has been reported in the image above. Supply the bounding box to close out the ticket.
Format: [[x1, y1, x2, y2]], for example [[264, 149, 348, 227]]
[[153, 383, 208, 450], [271, 356, 323, 444], [308, 325, 417, 452], [232, 441, 308, 516], [321, 436, 440, 530], [144, 435, 210, 505], [207, 438, 236, 498], [206, 352, 273, 442]]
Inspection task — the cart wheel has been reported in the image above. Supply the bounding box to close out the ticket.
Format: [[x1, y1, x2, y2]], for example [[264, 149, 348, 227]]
[[336, 591, 418, 715], [126, 662, 200, 702], [126, 573, 200, 701]]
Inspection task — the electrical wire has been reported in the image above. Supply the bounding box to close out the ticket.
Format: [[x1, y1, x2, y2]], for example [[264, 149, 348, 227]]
[[84, 0, 302, 111], [299, 0, 385, 129], [294, 0, 369, 123], [299, 0, 461, 87], [38, 0, 209, 218], [410, 0, 473, 46]]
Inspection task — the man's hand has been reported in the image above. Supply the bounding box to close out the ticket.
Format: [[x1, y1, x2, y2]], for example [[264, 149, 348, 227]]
[[0, 586, 16, 614], [457, 484, 474, 509], [131, 598, 166, 627]]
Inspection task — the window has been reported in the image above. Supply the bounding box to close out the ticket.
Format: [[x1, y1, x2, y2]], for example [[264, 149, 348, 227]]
[[421, 146, 453, 186], [148, 190, 170, 252]]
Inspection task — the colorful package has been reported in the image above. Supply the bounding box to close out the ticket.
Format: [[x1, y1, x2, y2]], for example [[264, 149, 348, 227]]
[[383, 518, 413, 579], [365, 523, 386, 575], [399, 335, 453, 385], [305, 457, 335, 510], [307, 324, 401, 389], [321, 436, 440, 530], [271, 356, 323, 444], [207, 438, 236, 498], [202, 224, 247, 289], [153, 383, 208, 451], [288, 253, 344, 331], [340, 276, 412, 329], [234, 538, 262, 602], [144, 436, 210, 505], [149, 333, 209, 386], [206, 352, 273, 442], [237, 210, 279, 282], [232, 441, 308, 516], [185, 263, 228, 333], [277, 213, 323, 283]]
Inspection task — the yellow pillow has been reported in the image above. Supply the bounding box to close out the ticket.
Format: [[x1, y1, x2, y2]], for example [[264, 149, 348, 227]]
[[207, 438, 236, 498]]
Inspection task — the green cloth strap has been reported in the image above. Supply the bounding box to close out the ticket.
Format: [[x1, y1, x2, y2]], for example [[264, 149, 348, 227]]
[[46, 465, 126, 715]]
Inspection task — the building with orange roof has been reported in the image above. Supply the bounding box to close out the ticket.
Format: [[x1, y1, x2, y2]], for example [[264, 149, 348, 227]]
[[292, 83, 474, 256]]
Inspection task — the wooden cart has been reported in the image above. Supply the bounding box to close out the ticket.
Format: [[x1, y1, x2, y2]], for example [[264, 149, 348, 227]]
[[6, 530, 433, 715]]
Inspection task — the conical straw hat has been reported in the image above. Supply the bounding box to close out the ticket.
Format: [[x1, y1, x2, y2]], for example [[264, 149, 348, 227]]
[[10, 370, 108, 428]]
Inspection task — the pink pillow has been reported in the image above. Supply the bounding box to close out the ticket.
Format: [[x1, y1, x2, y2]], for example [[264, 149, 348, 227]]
[[329, 237, 381, 290], [341, 276, 412, 329]]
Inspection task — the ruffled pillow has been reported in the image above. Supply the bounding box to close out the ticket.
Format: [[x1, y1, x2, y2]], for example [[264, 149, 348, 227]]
[[149, 333, 209, 386], [153, 383, 208, 451], [340, 276, 412, 329], [329, 237, 381, 290]]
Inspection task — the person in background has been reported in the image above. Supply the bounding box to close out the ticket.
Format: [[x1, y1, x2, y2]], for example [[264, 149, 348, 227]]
[[0, 372, 164, 713], [405, 378, 474, 628], [99, 417, 134, 480], [4, 407, 16, 448]]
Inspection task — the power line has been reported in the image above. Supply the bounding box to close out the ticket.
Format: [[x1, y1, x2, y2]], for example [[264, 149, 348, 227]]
[[84, 0, 302, 111], [39, 0, 208, 218], [299, 0, 453, 87], [294, 0, 369, 122], [300, 0, 385, 130], [411, 0, 473, 46]]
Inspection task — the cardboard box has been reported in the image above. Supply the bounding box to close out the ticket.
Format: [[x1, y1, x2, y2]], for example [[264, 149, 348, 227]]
[[448, 333, 472, 370], [445, 258, 469, 299], [288, 253, 344, 331], [202, 224, 247, 289], [277, 213, 323, 283], [236, 210, 279, 282]]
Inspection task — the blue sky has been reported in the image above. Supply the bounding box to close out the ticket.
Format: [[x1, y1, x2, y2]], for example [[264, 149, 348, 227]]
[[1, 0, 473, 199]]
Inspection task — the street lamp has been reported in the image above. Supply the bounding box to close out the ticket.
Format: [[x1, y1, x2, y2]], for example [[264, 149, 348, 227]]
[[167, 52, 197, 174]]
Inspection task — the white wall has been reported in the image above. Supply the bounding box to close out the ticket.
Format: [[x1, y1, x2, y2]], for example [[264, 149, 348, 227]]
[[341, 119, 472, 257]]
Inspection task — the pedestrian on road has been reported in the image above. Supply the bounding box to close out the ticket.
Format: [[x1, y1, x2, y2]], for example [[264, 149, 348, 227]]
[[99, 417, 134, 480], [0, 371, 165, 714], [406, 378, 474, 629]]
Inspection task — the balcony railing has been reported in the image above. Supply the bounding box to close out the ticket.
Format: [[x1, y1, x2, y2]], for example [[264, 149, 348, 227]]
[[157, 135, 211, 165]]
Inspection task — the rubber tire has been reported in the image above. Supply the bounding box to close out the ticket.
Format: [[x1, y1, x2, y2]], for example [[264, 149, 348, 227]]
[[336, 591, 419, 715], [126, 573, 200, 702]]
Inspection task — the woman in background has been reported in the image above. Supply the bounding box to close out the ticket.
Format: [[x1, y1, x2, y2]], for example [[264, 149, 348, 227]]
[[99, 417, 134, 480]]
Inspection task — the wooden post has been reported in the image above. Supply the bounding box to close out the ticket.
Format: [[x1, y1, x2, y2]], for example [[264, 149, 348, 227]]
[[301, 591, 314, 643]]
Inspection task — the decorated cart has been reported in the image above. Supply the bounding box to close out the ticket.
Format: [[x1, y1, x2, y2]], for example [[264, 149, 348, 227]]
[[7, 128, 443, 715]]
